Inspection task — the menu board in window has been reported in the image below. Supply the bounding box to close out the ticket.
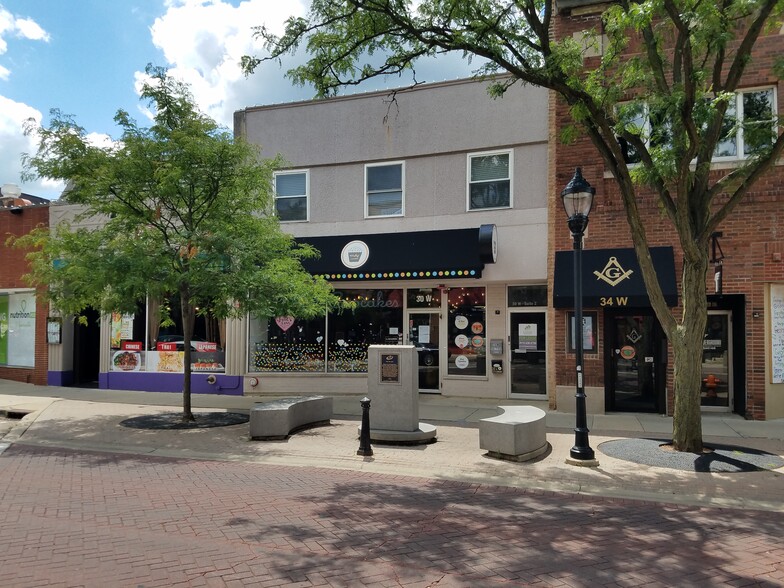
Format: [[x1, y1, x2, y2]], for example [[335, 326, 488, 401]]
[[771, 284, 784, 384]]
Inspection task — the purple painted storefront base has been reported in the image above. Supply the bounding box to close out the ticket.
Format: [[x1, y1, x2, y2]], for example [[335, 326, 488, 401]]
[[98, 372, 244, 395], [48, 371, 74, 387]]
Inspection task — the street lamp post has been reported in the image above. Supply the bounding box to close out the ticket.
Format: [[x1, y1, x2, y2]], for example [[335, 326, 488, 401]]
[[561, 168, 597, 465]]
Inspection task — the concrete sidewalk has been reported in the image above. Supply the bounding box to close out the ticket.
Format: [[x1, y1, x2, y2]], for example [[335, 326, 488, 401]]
[[1, 379, 783, 512]]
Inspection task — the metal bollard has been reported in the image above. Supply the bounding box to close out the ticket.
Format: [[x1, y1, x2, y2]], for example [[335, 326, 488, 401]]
[[357, 396, 373, 456]]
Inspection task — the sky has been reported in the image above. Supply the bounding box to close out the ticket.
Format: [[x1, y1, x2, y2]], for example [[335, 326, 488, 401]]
[[0, 0, 477, 200]]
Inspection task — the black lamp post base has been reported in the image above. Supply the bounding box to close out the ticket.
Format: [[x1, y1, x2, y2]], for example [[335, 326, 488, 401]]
[[566, 445, 599, 467]]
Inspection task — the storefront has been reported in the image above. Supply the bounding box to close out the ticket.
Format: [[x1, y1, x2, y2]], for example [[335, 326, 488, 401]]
[[247, 225, 550, 400], [553, 246, 680, 414], [1, 192, 50, 386], [47, 294, 236, 394]]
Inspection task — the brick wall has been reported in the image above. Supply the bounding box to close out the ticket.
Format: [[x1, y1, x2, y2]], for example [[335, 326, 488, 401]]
[[550, 5, 784, 418], [0, 204, 50, 385]]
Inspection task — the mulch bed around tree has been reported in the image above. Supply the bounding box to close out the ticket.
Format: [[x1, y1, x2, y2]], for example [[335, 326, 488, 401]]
[[599, 437, 784, 472], [120, 412, 249, 430]]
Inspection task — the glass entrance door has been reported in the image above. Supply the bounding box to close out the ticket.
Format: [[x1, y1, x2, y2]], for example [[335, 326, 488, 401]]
[[701, 312, 732, 411], [509, 311, 547, 396], [606, 313, 664, 413], [407, 311, 440, 392]]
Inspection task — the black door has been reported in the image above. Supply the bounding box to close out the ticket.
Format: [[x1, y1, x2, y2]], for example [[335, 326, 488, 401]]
[[605, 311, 665, 413], [73, 307, 100, 387]]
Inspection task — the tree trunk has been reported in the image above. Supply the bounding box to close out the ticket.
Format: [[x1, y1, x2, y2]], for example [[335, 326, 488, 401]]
[[670, 251, 709, 452], [180, 285, 195, 423]]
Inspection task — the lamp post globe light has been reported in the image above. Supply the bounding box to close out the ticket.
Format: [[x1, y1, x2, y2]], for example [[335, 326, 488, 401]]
[[561, 168, 598, 466]]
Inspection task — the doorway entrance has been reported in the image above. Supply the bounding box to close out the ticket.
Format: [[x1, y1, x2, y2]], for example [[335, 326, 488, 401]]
[[508, 311, 547, 397], [701, 311, 732, 411], [605, 311, 665, 413], [406, 310, 440, 392], [73, 307, 100, 387]]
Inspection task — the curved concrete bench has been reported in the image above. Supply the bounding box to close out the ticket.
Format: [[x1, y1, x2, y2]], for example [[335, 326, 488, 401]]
[[249, 396, 332, 440], [479, 405, 548, 462]]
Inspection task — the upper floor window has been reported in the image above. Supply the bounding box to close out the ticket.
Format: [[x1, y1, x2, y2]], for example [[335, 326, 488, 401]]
[[618, 88, 776, 164], [274, 170, 308, 222], [366, 162, 404, 217], [467, 150, 512, 210], [616, 103, 671, 164], [715, 88, 776, 159]]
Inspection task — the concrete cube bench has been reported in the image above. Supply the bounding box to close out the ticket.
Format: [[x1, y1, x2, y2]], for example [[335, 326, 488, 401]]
[[249, 396, 333, 440], [479, 405, 549, 462]]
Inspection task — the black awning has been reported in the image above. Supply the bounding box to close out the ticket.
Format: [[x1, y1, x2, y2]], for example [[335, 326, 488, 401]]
[[298, 226, 492, 281], [553, 246, 678, 308]]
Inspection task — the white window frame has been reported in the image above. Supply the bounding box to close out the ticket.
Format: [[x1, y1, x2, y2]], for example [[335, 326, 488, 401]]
[[365, 161, 405, 218], [617, 86, 778, 165], [712, 86, 777, 161], [466, 149, 514, 211], [273, 169, 309, 223]]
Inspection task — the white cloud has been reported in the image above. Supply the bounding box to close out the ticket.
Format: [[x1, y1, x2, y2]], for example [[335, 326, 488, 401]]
[[143, 0, 311, 128], [0, 95, 64, 199], [0, 6, 57, 198], [85, 132, 116, 150], [0, 8, 12, 54], [144, 0, 481, 130], [13, 17, 49, 42], [0, 7, 49, 57]]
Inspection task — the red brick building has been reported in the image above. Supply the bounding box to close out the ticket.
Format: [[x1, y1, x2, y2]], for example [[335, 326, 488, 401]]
[[0, 185, 50, 385], [548, 1, 784, 419]]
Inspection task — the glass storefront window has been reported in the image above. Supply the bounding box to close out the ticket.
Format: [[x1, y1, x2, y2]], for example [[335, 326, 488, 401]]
[[328, 289, 403, 373], [250, 316, 326, 372], [508, 285, 547, 308], [701, 313, 730, 408], [447, 287, 486, 376], [248, 289, 403, 373], [109, 297, 227, 374], [0, 292, 36, 368]]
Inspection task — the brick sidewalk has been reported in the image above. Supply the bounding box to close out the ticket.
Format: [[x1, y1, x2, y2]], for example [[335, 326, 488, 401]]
[[1, 444, 783, 587]]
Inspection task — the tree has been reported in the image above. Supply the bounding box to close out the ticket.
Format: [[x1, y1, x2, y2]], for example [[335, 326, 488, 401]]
[[242, 0, 784, 451], [17, 65, 338, 422]]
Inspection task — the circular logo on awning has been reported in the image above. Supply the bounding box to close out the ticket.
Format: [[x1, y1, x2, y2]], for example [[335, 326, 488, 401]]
[[341, 240, 370, 269]]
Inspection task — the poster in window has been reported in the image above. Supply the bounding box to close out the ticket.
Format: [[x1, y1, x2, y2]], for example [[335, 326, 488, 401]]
[[771, 284, 784, 384], [518, 323, 537, 351], [47, 317, 62, 345], [568, 312, 597, 353], [0, 294, 8, 365], [6, 293, 36, 367], [111, 312, 134, 348]]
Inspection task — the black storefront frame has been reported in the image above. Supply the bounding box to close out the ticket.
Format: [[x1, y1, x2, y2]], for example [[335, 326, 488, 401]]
[[603, 308, 668, 414], [707, 294, 746, 417]]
